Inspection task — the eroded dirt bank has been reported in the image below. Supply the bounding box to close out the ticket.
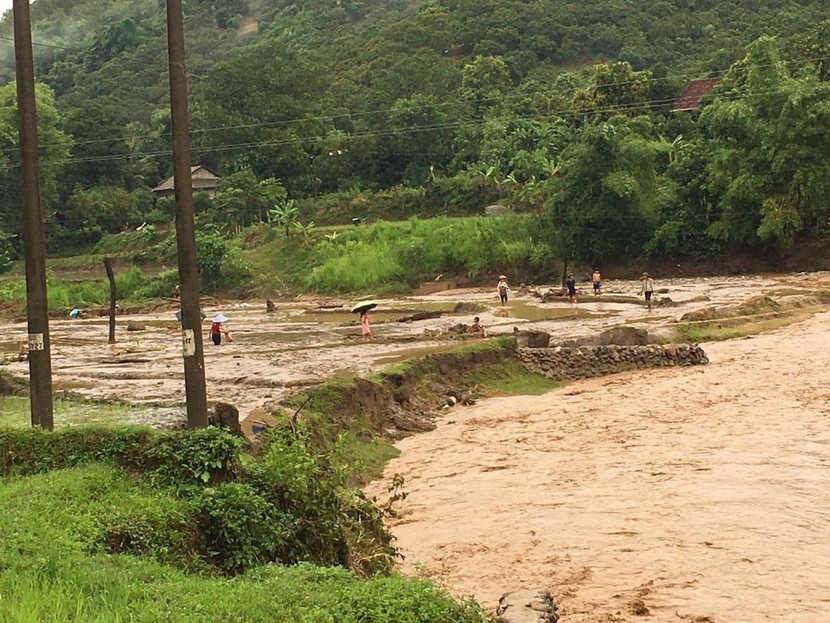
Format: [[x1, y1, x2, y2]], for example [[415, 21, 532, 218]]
[[365, 311, 830, 622]]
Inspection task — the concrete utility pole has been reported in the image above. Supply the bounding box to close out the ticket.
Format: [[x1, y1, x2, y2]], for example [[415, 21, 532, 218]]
[[13, 0, 53, 429], [165, 0, 208, 427]]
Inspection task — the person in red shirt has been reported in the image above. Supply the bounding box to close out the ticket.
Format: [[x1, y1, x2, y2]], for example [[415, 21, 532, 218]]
[[208, 314, 233, 345]]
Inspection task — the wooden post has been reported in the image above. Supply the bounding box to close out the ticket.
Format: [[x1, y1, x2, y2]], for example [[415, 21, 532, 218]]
[[166, 0, 208, 427], [103, 258, 116, 344], [13, 0, 53, 429]]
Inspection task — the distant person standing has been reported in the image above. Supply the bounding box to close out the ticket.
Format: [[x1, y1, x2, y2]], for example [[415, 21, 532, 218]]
[[640, 272, 655, 312], [592, 268, 602, 295], [360, 310, 373, 340], [565, 274, 577, 307], [497, 275, 510, 306]]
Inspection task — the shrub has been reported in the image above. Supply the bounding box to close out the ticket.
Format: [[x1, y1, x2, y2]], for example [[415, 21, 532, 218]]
[[192, 482, 293, 574], [0, 426, 243, 486], [195, 231, 228, 290]]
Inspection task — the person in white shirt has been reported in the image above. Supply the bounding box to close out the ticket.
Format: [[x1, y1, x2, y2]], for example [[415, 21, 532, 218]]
[[640, 272, 655, 311], [497, 275, 510, 305]]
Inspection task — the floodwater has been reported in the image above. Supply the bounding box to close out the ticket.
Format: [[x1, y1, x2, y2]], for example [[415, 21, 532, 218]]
[[364, 272, 830, 621]]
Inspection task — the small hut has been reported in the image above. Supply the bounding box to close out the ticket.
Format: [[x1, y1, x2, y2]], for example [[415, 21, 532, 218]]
[[151, 165, 221, 198]]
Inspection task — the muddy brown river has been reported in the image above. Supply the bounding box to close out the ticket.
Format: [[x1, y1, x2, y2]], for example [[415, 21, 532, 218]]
[[5, 272, 830, 620]]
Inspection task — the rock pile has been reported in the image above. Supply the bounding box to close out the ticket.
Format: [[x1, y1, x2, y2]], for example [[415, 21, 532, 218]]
[[496, 589, 559, 623], [517, 343, 708, 381]]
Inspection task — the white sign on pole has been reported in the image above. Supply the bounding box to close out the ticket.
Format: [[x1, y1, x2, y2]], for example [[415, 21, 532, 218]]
[[182, 329, 195, 357], [27, 333, 44, 351]]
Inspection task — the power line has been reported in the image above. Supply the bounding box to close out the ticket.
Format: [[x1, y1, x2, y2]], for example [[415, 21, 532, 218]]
[[7, 80, 825, 170], [0, 50, 827, 155], [0, 34, 79, 52]]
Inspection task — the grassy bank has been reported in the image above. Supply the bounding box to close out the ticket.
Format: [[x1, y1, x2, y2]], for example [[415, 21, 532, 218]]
[[0, 340, 558, 621], [280, 338, 559, 482], [243, 214, 556, 295], [676, 309, 816, 342], [0, 426, 489, 622]]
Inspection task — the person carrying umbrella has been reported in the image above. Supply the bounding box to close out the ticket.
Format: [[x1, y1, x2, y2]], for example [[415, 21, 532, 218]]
[[208, 313, 233, 345], [351, 301, 377, 340]]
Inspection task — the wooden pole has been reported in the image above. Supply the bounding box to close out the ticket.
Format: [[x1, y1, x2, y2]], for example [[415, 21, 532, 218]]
[[103, 258, 116, 344], [165, 0, 208, 427], [13, 0, 53, 429]]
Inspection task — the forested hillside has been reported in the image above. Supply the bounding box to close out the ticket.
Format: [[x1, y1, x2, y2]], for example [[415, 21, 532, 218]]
[[0, 0, 828, 281]]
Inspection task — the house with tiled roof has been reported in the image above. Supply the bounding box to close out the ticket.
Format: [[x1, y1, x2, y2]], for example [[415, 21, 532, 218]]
[[672, 78, 722, 112], [151, 165, 221, 198]]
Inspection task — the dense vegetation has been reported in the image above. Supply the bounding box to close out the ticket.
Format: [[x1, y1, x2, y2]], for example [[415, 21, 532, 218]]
[[0, 1, 828, 285], [0, 425, 488, 622]]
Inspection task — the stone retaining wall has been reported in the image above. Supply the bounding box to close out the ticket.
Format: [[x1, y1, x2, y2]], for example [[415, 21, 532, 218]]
[[517, 343, 708, 381], [496, 589, 559, 623]]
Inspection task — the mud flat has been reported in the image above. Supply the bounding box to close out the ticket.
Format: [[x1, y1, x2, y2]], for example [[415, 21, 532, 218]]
[[365, 309, 830, 622], [2, 271, 828, 425]]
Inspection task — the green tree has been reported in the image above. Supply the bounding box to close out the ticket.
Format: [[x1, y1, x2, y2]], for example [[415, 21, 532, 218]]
[[0, 82, 71, 245], [461, 56, 512, 117], [546, 122, 658, 272], [387, 94, 451, 185], [700, 36, 830, 249], [209, 170, 287, 233], [195, 231, 228, 290]]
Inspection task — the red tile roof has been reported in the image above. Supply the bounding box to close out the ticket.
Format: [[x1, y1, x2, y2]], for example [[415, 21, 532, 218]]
[[672, 78, 722, 112]]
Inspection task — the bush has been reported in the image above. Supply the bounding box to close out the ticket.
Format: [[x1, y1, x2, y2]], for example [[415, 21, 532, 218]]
[[195, 230, 228, 290], [133, 268, 180, 299], [0, 426, 242, 485], [192, 482, 292, 574]]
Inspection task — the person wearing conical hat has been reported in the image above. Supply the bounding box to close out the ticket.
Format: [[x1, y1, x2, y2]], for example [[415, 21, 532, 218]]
[[208, 314, 233, 345], [497, 275, 510, 305]]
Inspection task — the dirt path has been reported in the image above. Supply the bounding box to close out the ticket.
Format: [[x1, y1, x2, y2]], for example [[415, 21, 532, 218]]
[[365, 310, 830, 622]]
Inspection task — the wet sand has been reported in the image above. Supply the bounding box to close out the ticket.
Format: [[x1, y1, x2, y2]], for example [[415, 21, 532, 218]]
[[365, 310, 830, 621]]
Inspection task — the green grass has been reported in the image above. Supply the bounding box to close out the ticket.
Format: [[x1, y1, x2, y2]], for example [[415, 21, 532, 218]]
[[243, 214, 554, 295], [0, 396, 170, 428], [471, 358, 561, 396], [675, 310, 813, 342], [334, 433, 401, 483], [0, 463, 489, 623]]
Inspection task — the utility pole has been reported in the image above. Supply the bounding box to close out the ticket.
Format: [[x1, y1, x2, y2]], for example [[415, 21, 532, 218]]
[[165, 0, 208, 427], [13, 0, 53, 429]]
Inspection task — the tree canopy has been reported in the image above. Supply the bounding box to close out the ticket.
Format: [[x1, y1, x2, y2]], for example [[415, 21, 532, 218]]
[[0, 1, 828, 271]]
